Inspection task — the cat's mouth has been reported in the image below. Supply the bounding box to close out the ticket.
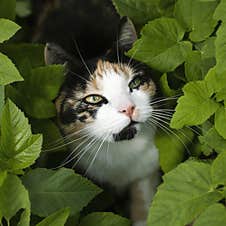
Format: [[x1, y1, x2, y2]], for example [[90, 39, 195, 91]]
[[113, 121, 138, 142]]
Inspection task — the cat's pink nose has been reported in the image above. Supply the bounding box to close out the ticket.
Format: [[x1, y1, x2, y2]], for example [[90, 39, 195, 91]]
[[119, 105, 135, 118]]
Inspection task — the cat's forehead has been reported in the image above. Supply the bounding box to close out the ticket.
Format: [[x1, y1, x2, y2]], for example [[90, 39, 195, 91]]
[[85, 60, 134, 94], [94, 60, 133, 79]]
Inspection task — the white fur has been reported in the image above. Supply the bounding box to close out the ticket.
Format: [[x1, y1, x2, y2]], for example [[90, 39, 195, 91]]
[[71, 67, 159, 188], [76, 125, 159, 188]]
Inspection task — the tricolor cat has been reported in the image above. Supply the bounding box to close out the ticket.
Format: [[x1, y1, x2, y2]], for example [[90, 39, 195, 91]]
[[44, 17, 160, 226]]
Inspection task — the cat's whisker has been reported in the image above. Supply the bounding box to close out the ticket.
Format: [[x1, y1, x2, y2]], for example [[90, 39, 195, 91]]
[[152, 109, 175, 112], [73, 39, 92, 76], [106, 140, 110, 166], [147, 117, 191, 155], [43, 125, 92, 150], [152, 103, 177, 109], [72, 136, 99, 169], [42, 133, 89, 152], [73, 119, 126, 169], [51, 135, 93, 169], [186, 126, 201, 136], [116, 37, 121, 67], [152, 111, 201, 136], [152, 112, 173, 120], [44, 120, 113, 152], [59, 129, 106, 169], [131, 62, 143, 70], [84, 133, 110, 176], [62, 135, 96, 164], [151, 114, 194, 144], [148, 119, 191, 156], [68, 69, 89, 82], [151, 94, 182, 102], [150, 96, 180, 105], [152, 111, 173, 116], [127, 40, 143, 68], [58, 119, 125, 169]]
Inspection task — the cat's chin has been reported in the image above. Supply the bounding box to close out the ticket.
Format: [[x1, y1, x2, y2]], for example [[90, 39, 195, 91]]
[[112, 121, 138, 142]]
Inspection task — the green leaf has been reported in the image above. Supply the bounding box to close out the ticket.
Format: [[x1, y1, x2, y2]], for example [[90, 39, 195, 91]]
[[20, 65, 64, 119], [0, 86, 4, 118], [0, 43, 45, 70], [195, 37, 216, 59], [159, 73, 178, 97], [127, 18, 192, 72], [185, 50, 215, 81], [28, 65, 65, 100], [174, 0, 218, 42], [22, 168, 102, 217], [17, 208, 30, 226], [112, 0, 175, 26], [79, 212, 130, 226], [199, 0, 217, 1], [214, 0, 226, 22], [211, 151, 226, 186], [185, 51, 205, 81], [24, 97, 57, 119], [36, 208, 70, 226], [199, 127, 226, 154], [205, 67, 226, 97], [16, 0, 31, 18], [148, 161, 222, 226], [205, 68, 226, 104], [216, 90, 226, 104], [215, 106, 226, 139], [194, 204, 226, 226], [6, 65, 64, 119], [0, 174, 30, 222], [0, 99, 42, 171], [170, 81, 219, 129], [24, 65, 64, 118], [215, 22, 226, 75], [0, 171, 6, 186], [0, 19, 20, 43], [0, 52, 23, 85], [31, 119, 66, 152], [0, 0, 16, 20], [156, 128, 194, 173]]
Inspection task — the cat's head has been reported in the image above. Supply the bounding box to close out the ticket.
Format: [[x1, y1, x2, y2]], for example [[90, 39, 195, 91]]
[[45, 17, 156, 142]]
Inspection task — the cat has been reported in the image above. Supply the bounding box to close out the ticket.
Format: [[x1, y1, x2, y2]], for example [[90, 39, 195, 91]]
[[41, 4, 160, 226]]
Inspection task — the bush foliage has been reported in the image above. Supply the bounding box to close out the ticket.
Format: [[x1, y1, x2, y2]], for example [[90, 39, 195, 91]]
[[1, 0, 226, 225]]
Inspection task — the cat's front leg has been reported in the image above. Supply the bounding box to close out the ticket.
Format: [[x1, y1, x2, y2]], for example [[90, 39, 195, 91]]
[[130, 170, 161, 226]]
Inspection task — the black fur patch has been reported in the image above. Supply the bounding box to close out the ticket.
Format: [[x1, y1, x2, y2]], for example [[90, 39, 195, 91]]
[[113, 122, 137, 141], [60, 97, 100, 124]]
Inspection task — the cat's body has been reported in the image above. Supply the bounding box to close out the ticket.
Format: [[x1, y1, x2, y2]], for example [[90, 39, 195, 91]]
[[38, 1, 160, 225]]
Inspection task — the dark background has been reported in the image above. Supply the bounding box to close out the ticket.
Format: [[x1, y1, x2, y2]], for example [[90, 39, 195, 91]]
[[31, 0, 120, 59]]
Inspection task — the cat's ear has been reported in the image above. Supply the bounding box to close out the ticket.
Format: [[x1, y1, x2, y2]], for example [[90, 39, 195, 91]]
[[44, 43, 72, 65], [118, 17, 137, 51]]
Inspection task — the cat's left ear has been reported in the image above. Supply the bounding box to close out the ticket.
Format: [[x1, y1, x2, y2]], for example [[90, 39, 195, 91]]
[[44, 43, 72, 65], [118, 17, 137, 51]]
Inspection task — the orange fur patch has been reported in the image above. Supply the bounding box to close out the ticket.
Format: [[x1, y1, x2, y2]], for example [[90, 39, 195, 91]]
[[140, 80, 156, 96]]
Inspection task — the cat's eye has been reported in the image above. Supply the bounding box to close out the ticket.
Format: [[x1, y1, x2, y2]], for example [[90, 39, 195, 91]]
[[129, 76, 142, 90], [84, 95, 105, 104]]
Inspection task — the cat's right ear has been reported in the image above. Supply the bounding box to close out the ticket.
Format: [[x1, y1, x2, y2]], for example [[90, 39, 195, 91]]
[[44, 43, 71, 65], [118, 17, 137, 51]]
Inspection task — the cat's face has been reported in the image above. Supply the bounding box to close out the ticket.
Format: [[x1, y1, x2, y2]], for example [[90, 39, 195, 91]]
[[45, 18, 156, 142], [53, 59, 156, 143], [60, 60, 155, 142]]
